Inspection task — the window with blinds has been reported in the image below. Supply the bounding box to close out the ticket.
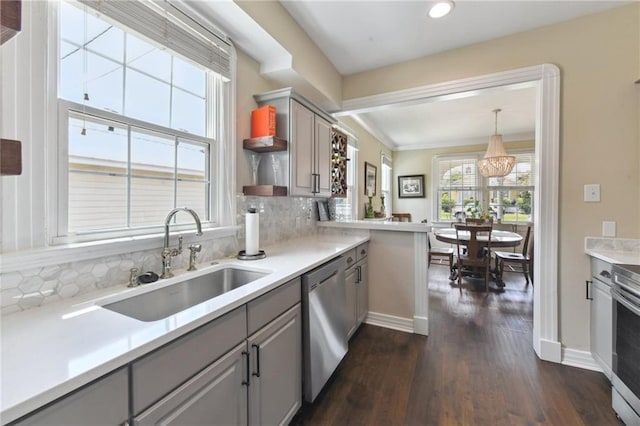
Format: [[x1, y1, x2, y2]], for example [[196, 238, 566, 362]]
[[433, 151, 534, 223], [57, 0, 231, 239], [435, 156, 482, 221]]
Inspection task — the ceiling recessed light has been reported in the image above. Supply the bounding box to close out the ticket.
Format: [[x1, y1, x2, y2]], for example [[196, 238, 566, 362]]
[[428, 1, 455, 19]]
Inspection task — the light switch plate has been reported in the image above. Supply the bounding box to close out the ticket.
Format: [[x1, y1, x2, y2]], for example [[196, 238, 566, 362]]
[[603, 221, 616, 237], [584, 184, 600, 202]]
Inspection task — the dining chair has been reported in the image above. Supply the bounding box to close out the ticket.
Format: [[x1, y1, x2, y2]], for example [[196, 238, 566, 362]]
[[428, 235, 454, 271], [465, 217, 493, 225], [454, 224, 493, 293], [391, 213, 412, 222], [494, 226, 533, 286]]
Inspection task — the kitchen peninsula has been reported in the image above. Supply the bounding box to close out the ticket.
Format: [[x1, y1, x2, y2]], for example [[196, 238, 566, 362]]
[[319, 220, 430, 335]]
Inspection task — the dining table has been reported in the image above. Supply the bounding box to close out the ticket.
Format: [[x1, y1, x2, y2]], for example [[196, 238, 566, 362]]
[[433, 227, 523, 288]]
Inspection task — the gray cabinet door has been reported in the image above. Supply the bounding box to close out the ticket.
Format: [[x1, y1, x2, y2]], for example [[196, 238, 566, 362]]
[[591, 278, 612, 378], [290, 99, 315, 196], [248, 304, 302, 426], [356, 258, 369, 326], [133, 342, 247, 426], [345, 265, 358, 338], [15, 368, 128, 426], [314, 115, 332, 197]]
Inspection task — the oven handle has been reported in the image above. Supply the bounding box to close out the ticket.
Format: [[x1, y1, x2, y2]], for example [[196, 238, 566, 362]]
[[613, 272, 640, 298], [612, 285, 640, 316]]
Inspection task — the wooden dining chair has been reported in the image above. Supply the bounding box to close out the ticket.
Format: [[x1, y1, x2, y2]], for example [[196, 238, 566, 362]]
[[391, 213, 412, 222], [494, 226, 533, 286], [465, 217, 493, 225], [454, 224, 493, 293], [428, 235, 454, 271]]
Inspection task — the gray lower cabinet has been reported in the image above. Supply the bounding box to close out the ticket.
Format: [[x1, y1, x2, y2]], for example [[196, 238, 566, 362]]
[[356, 256, 369, 326], [12, 368, 128, 426], [345, 243, 369, 339], [590, 257, 613, 379], [345, 263, 358, 338], [134, 277, 302, 426], [248, 304, 302, 426], [133, 342, 247, 426]]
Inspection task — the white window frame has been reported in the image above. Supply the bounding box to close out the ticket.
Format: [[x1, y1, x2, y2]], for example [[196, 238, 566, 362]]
[[432, 149, 534, 224], [48, 0, 236, 245], [381, 153, 392, 217]]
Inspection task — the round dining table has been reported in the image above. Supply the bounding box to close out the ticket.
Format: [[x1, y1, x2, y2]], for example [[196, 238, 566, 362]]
[[433, 228, 523, 248], [433, 227, 523, 289]]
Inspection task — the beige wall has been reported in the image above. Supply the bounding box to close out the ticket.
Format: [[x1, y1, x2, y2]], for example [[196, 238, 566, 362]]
[[235, 50, 279, 188], [235, 1, 342, 107], [393, 141, 535, 223], [368, 230, 415, 318], [342, 5, 639, 351]]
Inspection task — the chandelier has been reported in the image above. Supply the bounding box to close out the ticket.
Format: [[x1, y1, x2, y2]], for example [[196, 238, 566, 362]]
[[477, 108, 515, 177]]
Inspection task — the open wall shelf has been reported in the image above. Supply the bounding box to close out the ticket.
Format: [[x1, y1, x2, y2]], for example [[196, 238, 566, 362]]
[[243, 136, 287, 153]]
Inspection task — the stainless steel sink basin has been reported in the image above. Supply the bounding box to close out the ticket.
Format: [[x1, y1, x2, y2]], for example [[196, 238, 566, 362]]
[[103, 267, 268, 321]]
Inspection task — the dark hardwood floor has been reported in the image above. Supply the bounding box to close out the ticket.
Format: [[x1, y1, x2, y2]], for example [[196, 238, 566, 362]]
[[293, 264, 619, 425]]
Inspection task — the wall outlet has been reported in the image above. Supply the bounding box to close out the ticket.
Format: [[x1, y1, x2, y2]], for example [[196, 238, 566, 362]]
[[602, 221, 616, 237], [584, 184, 600, 202]]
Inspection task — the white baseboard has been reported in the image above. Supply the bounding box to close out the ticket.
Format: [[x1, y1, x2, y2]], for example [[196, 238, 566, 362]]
[[561, 347, 603, 373], [364, 311, 414, 334], [537, 338, 562, 363]]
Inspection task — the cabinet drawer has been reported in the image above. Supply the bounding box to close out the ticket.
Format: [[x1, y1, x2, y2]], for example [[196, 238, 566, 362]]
[[591, 257, 613, 286], [13, 368, 128, 426], [247, 278, 301, 335], [356, 243, 369, 261], [132, 306, 247, 415], [133, 342, 247, 426], [343, 249, 357, 271]]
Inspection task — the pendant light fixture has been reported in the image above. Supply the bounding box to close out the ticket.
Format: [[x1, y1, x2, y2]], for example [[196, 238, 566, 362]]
[[477, 108, 515, 178]]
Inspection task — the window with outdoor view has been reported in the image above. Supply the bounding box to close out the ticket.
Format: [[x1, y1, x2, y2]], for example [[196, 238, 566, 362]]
[[434, 151, 534, 223], [57, 0, 231, 238]]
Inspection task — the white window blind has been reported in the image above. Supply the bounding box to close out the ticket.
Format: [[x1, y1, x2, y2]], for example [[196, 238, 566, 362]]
[[78, 0, 232, 79]]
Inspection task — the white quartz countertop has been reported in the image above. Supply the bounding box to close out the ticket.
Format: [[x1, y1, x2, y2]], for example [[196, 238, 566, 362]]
[[584, 237, 640, 265], [0, 233, 368, 424], [318, 220, 429, 233], [584, 249, 640, 265]]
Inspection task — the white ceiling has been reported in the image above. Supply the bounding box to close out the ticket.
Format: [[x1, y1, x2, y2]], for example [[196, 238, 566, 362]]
[[278, 0, 628, 150]]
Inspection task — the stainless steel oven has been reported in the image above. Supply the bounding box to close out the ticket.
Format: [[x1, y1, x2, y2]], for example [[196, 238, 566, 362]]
[[611, 263, 640, 425]]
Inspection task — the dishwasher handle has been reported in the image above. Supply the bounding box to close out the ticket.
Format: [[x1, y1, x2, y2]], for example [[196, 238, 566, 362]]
[[309, 270, 338, 292]]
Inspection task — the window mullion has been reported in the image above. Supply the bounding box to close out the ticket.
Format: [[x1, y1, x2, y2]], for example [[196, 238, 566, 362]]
[[174, 137, 179, 212], [127, 125, 132, 228]]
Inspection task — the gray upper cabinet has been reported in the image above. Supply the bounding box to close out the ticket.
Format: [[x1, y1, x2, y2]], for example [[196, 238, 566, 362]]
[[254, 88, 336, 198], [13, 368, 128, 426]]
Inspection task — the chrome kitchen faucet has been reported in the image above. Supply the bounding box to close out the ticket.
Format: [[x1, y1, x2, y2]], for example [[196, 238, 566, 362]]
[[161, 207, 203, 278]]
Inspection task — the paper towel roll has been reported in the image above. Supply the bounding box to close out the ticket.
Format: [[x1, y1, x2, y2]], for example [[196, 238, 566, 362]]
[[245, 209, 259, 255]]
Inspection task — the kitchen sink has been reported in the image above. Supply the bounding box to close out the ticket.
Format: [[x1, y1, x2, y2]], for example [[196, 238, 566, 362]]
[[103, 267, 268, 321]]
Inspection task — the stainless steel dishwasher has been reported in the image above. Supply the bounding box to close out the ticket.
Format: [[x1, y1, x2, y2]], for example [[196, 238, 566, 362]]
[[301, 256, 348, 403]]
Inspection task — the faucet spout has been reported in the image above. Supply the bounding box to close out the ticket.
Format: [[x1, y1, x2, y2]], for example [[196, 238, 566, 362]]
[[161, 207, 203, 278]]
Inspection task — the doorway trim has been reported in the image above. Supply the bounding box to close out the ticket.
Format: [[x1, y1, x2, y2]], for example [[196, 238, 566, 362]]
[[336, 64, 561, 362]]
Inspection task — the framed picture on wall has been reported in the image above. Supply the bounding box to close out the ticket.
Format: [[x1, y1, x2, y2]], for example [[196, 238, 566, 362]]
[[364, 162, 377, 196], [398, 175, 425, 198]]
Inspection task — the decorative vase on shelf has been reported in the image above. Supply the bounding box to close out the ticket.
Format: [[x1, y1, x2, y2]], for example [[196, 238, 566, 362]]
[[366, 196, 375, 218]]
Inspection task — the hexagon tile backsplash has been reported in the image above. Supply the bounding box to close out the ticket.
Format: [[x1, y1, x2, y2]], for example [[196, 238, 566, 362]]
[[0, 195, 321, 316]]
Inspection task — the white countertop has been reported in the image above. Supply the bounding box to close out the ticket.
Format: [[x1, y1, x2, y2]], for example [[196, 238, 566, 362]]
[[0, 233, 368, 424], [584, 249, 640, 265], [584, 237, 640, 265], [318, 220, 429, 233]]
